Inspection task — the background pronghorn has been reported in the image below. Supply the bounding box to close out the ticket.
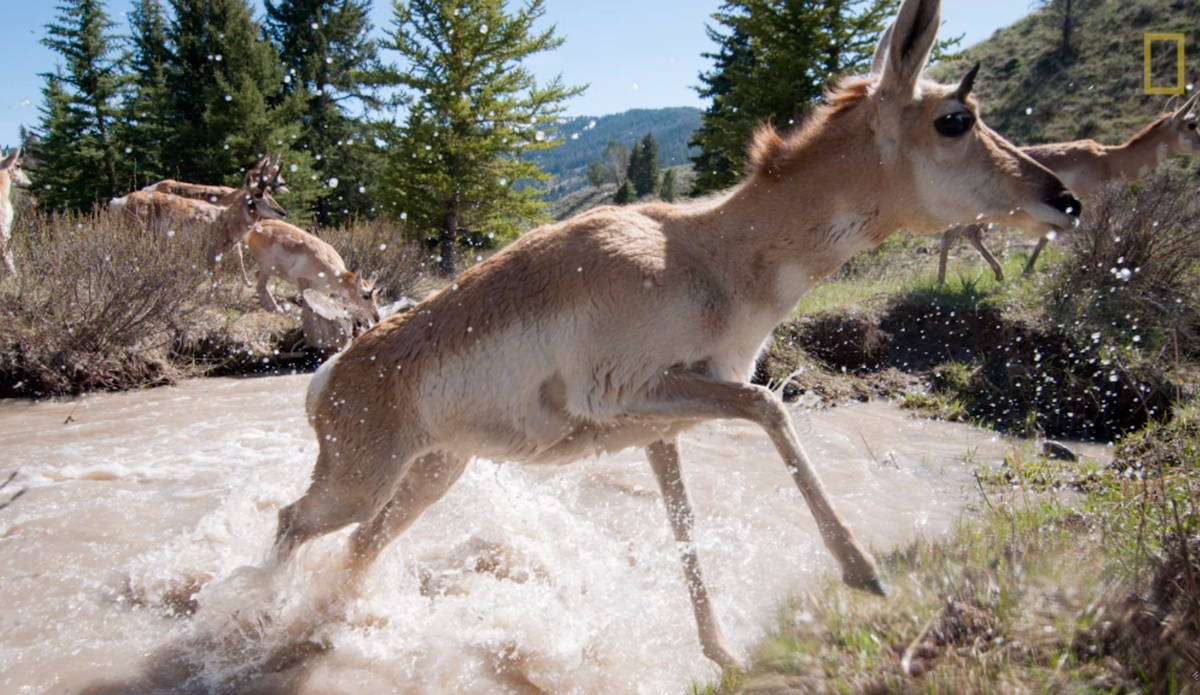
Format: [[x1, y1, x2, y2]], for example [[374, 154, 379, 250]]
[[267, 0, 1079, 670], [246, 218, 380, 323], [0, 147, 30, 277], [939, 92, 1200, 283], [110, 157, 291, 284]]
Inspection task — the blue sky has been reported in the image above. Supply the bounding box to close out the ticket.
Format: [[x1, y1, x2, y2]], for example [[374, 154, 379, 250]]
[[0, 0, 1035, 147]]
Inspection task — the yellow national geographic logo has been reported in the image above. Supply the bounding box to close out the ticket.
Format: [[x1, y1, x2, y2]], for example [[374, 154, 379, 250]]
[[1145, 33, 1186, 95]]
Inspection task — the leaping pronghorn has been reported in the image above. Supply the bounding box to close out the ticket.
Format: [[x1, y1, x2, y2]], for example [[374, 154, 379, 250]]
[[0, 147, 30, 277], [266, 0, 1079, 670], [938, 92, 1200, 283]]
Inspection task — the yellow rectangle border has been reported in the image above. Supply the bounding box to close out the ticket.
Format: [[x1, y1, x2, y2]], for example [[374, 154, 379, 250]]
[[1145, 33, 1186, 95]]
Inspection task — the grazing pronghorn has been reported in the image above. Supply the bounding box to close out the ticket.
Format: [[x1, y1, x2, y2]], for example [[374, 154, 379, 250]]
[[267, 0, 1079, 670], [143, 180, 236, 203], [110, 157, 290, 283], [0, 147, 30, 277], [938, 92, 1200, 283], [246, 218, 380, 323]]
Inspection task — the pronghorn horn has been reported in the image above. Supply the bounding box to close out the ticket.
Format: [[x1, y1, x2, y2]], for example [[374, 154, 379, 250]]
[[870, 21, 895, 76], [956, 62, 981, 101]]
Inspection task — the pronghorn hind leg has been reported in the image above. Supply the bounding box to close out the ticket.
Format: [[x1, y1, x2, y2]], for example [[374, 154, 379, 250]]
[[962, 225, 1004, 282], [271, 435, 425, 569], [1023, 237, 1050, 277], [646, 438, 742, 671], [346, 450, 469, 585], [627, 374, 884, 597]]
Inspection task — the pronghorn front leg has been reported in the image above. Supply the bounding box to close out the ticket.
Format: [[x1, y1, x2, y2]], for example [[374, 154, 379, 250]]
[[646, 438, 742, 670], [235, 241, 253, 287], [629, 374, 884, 596], [962, 224, 1005, 282]]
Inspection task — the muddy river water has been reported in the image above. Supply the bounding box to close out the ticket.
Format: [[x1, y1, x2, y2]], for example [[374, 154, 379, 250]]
[[0, 374, 1109, 694]]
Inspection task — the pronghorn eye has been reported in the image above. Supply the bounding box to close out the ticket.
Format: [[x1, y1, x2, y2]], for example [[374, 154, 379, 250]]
[[934, 112, 975, 138], [1188, 122, 1197, 131]]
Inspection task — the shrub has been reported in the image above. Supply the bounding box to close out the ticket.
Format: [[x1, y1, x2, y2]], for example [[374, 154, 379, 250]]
[[316, 218, 427, 301], [1051, 167, 1200, 357], [1, 208, 211, 396]]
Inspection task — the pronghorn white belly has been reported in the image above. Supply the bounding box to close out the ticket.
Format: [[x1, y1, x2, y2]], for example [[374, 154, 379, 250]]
[[416, 304, 774, 464]]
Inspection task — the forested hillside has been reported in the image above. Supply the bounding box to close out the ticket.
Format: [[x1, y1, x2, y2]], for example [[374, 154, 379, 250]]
[[932, 0, 1200, 147], [527, 107, 701, 198]]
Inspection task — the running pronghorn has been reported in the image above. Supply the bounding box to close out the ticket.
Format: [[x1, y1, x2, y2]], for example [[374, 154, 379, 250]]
[[1, 147, 30, 277], [110, 157, 291, 283], [246, 219, 380, 323], [938, 92, 1200, 283], [267, 0, 1079, 669]]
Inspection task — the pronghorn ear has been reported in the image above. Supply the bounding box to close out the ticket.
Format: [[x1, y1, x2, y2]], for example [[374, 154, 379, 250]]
[[1165, 95, 1181, 116], [881, 0, 941, 98], [870, 21, 894, 76], [1174, 92, 1200, 121], [0, 149, 16, 169], [365, 271, 379, 289]]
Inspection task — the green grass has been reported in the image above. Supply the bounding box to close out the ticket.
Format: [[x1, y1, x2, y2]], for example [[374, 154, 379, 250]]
[[694, 415, 1200, 693]]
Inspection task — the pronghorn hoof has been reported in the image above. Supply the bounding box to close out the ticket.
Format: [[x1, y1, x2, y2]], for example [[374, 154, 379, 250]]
[[845, 571, 887, 597]]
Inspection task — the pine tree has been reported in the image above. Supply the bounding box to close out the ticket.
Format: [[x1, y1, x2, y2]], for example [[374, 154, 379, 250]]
[[264, 0, 391, 223], [690, 0, 930, 194], [613, 178, 636, 205], [660, 168, 678, 202], [381, 0, 585, 275], [629, 133, 659, 198], [121, 0, 172, 186], [34, 0, 129, 211], [165, 0, 313, 207]]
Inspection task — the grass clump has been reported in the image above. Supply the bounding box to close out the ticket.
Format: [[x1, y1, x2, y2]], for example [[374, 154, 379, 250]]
[[699, 404, 1200, 694]]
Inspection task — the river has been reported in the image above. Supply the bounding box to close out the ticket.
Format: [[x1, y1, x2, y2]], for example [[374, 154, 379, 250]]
[[0, 374, 1109, 694]]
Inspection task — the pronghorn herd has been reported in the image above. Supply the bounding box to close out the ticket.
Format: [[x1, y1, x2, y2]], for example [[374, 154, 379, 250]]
[[3, 0, 1196, 673]]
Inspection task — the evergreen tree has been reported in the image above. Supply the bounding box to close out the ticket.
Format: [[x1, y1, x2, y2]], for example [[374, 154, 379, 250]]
[[613, 178, 636, 205], [121, 0, 172, 187], [660, 168, 678, 202], [690, 0, 946, 194], [165, 0, 314, 208], [381, 0, 584, 275], [264, 0, 391, 223], [34, 0, 129, 211], [629, 132, 659, 198]]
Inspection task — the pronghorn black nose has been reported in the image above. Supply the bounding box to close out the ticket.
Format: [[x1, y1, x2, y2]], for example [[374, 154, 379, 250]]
[[1045, 186, 1082, 219]]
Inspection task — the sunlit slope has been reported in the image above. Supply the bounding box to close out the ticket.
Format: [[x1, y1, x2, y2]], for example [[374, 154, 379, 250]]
[[931, 0, 1200, 146]]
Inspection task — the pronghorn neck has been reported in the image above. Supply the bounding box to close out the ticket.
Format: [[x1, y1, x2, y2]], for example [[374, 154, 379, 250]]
[[1107, 117, 1180, 179], [694, 131, 891, 313], [0, 170, 12, 200]]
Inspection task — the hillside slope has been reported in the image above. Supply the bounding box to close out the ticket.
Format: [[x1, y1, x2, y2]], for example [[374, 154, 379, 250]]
[[527, 107, 701, 201], [932, 0, 1200, 147]]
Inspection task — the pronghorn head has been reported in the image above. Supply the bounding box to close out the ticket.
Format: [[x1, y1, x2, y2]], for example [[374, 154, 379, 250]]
[[789, 0, 1080, 240], [1160, 92, 1200, 154], [355, 271, 382, 326], [242, 155, 289, 221], [1, 147, 31, 188]]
